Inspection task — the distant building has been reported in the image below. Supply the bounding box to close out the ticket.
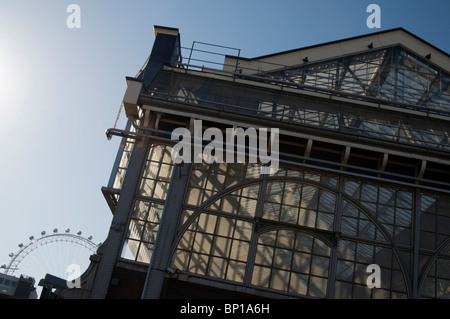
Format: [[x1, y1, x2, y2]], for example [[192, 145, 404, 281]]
[[0, 273, 37, 299], [67, 26, 450, 299]]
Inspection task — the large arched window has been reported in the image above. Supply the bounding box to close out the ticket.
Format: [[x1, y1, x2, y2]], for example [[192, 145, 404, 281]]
[[169, 163, 411, 298]]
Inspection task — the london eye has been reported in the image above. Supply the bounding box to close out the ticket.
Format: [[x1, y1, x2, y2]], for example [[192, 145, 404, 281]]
[[1, 228, 99, 295]]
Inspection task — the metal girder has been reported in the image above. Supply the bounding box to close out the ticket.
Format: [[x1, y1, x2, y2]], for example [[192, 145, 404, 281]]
[[417, 73, 450, 106], [365, 48, 394, 98]]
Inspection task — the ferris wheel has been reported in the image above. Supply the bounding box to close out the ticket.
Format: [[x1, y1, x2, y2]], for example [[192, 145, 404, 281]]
[[1, 228, 99, 290]]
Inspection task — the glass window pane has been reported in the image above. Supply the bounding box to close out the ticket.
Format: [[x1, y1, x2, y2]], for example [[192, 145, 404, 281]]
[[216, 217, 235, 237], [283, 183, 301, 207], [197, 214, 217, 234], [147, 203, 163, 223], [138, 178, 155, 197], [137, 242, 153, 263], [230, 240, 249, 261], [258, 231, 276, 246], [289, 272, 309, 295], [186, 187, 203, 206], [280, 205, 298, 224], [301, 185, 318, 209], [308, 276, 327, 298], [226, 261, 246, 283], [132, 200, 149, 220], [292, 252, 311, 273], [273, 248, 292, 270], [121, 239, 140, 261], [295, 233, 314, 253], [141, 224, 158, 243], [178, 230, 194, 250], [193, 233, 213, 254], [318, 191, 336, 213], [238, 197, 257, 217], [263, 202, 281, 221], [208, 257, 227, 278], [154, 182, 170, 199], [158, 163, 173, 181], [240, 184, 260, 199], [270, 269, 290, 291], [276, 230, 294, 249], [298, 209, 316, 228], [316, 212, 334, 230], [310, 255, 329, 277], [188, 253, 208, 275], [211, 236, 232, 258], [127, 219, 145, 240], [255, 245, 274, 266], [234, 220, 252, 241], [252, 265, 270, 288], [172, 249, 189, 270]]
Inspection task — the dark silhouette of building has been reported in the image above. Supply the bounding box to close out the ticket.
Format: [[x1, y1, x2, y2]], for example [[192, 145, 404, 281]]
[[0, 273, 37, 299]]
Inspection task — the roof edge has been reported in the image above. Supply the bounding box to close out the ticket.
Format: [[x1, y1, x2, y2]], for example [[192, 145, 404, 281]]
[[229, 28, 449, 61]]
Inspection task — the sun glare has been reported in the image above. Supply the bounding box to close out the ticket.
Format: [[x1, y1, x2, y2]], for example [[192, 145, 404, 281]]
[[0, 49, 20, 108]]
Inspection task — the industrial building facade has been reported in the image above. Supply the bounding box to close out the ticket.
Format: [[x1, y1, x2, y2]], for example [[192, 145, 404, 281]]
[[66, 26, 450, 299]]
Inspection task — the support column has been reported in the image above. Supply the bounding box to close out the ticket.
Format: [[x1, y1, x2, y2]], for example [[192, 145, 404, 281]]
[[412, 188, 421, 298], [141, 163, 192, 299], [327, 174, 344, 298], [91, 115, 154, 299], [243, 176, 267, 286]]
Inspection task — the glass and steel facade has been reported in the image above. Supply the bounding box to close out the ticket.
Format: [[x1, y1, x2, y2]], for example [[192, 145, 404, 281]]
[[93, 27, 450, 299], [111, 144, 449, 298]]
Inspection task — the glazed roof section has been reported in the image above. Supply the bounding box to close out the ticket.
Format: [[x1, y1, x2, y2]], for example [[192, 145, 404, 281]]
[[224, 28, 450, 116]]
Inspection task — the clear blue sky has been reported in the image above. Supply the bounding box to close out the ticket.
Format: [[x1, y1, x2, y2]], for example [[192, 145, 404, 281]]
[[0, 0, 449, 277]]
